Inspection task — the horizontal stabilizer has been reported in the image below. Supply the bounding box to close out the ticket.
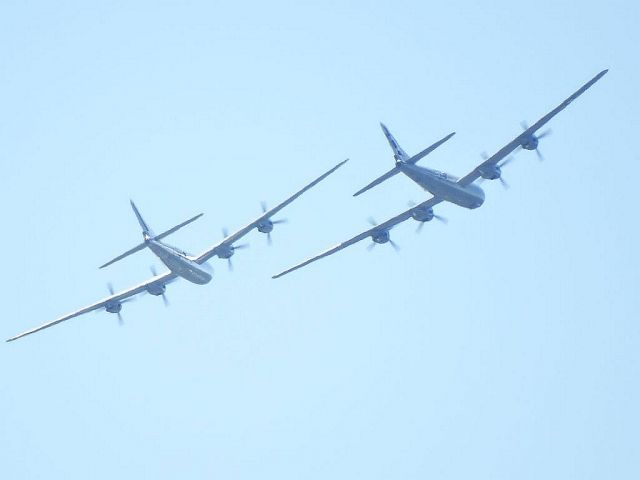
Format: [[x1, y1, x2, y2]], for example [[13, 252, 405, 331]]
[[154, 213, 203, 241], [406, 131, 456, 164], [353, 167, 401, 197], [99, 242, 147, 269], [99, 212, 204, 269]]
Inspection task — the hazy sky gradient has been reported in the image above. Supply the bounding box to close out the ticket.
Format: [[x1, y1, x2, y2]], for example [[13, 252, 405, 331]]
[[1, 1, 638, 478]]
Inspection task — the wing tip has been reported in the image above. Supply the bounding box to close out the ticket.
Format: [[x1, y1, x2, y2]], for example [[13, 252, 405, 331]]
[[335, 158, 349, 169]]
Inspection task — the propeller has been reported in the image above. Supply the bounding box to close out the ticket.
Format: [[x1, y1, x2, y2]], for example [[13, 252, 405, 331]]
[[407, 201, 448, 228], [478, 153, 515, 190], [367, 239, 400, 252], [106, 282, 133, 325], [520, 121, 552, 161], [260, 202, 288, 246], [260, 202, 288, 225], [149, 266, 169, 307], [221, 228, 249, 270], [535, 129, 552, 161], [497, 156, 515, 189], [366, 218, 400, 251]]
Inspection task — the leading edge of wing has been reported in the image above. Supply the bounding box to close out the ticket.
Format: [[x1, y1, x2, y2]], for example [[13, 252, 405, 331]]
[[195, 159, 348, 263], [272, 197, 442, 279], [6, 272, 177, 342], [457, 69, 608, 186]]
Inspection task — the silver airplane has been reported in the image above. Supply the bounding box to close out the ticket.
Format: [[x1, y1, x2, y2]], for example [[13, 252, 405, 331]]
[[273, 70, 608, 279], [7, 159, 348, 342]]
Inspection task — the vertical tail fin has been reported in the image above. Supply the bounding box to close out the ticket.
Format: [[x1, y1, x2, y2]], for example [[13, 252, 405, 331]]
[[380, 122, 409, 162], [130, 200, 154, 238]]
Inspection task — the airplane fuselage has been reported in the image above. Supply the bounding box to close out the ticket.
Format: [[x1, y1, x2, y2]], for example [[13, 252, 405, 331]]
[[398, 163, 485, 209], [147, 239, 212, 285]]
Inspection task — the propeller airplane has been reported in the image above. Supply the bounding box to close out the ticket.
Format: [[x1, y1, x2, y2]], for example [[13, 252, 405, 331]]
[[273, 70, 608, 279], [7, 159, 348, 341]]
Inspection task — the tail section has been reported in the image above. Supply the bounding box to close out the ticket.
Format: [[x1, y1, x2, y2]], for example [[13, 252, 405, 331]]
[[353, 126, 456, 197], [353, 167, 402, 197], [130, 200, 154, 238], [406, 131, 455, 165], [99, 201, 203, 269], [380, 122, 409, 162]]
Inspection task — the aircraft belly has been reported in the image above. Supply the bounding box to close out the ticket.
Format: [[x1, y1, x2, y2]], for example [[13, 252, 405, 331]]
[[150, 243, 212, 285], [407, 171, 483, 209]]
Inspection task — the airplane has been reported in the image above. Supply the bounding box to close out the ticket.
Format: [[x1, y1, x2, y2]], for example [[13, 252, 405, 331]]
[[272, 69, 608, 279], [7, 159, 348, 342], [354, 70, 607, 209]]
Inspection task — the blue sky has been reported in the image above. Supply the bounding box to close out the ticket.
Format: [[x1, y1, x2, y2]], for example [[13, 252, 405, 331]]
[[1, 1, 638, 478]]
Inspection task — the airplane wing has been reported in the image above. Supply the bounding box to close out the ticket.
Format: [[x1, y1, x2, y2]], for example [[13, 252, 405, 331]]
[[272, 197, 443, 278], [7, 271, 177, 342], [195, 159, 348, 263], [457, 69, 608, 186]]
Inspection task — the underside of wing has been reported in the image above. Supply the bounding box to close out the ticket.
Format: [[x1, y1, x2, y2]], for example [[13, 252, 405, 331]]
[[272, 197, 442, 278], [7, 272, 177, 342], [457, 70, 608, 187], [195, 159, 348, 264]]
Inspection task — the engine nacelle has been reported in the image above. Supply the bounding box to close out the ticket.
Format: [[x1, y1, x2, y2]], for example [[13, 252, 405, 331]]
[[105, 301, 122, 314], [520, 134, 539, 151], [146, 283, 166, 296], [371, 230, 390, 244], [478, 164, 501, 180], [216, 244, 235, 259], [411, 206, 435, 223], [257, 219, 273, 233]]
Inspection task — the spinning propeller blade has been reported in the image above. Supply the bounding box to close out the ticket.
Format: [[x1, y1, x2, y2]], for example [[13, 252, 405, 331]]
[[149, 266, 169, 307]]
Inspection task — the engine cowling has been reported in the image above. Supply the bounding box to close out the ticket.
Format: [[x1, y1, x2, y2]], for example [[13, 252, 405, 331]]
[[411, 206, 435, 223], [105, 301, 122, 314], [479, 164, 501, 180], [216, 244, 235, 259], [146, 283, 166, 296], [520, 133, 539, 151], [257, 219, 274, 233], [372, 230, 390, 244]]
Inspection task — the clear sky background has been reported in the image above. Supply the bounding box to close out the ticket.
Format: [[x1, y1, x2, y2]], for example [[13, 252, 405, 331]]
[[1, 1, 638, 478]]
